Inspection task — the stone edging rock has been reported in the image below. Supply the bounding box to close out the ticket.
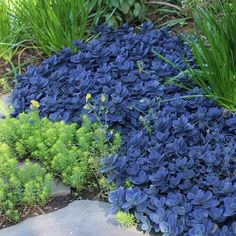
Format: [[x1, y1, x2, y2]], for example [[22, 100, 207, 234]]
[[0, 200, 154, 236]]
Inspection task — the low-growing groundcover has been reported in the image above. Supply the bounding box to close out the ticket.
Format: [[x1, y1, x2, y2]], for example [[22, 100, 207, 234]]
[[11, 23, 236, 235], [0, 109, 121, 222], [0, 143, 52, 222]]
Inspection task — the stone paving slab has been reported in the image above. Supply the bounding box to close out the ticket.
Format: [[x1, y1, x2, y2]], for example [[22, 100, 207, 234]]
[[0, 200, 153, 236]]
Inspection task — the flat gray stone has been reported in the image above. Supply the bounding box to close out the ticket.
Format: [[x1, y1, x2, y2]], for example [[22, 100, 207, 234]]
[[0, 94, 12, 119], [0, 200, 152, 236], [51, 178, 71, 197]]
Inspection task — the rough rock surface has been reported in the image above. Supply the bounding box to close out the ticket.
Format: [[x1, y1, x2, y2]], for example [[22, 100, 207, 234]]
[[0, 94, 11, 119], [51, 177, 71, 197], [0, 200, 153, 236]]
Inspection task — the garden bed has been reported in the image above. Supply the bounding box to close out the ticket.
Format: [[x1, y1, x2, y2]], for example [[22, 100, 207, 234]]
[[0, 1, 236, 235], [7, 21, 236, 235]]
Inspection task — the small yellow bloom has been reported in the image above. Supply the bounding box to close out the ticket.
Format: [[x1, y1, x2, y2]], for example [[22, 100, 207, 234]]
[[84, 104, 91, 110], [101, 94, 106, 103], [31, 100, 40, 108], [86, 93, 92, 102]]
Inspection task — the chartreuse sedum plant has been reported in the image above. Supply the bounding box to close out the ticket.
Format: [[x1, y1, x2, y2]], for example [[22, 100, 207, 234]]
[[13, 0, 89, 55], [189, 1, 236, 111], [115, 211, 136, 228], [0, 102, 121, 194], [0, 143, 52, 222]]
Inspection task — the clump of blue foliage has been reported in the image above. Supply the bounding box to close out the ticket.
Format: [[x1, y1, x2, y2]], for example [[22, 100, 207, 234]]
[[12, 22, 192, 124], [12, 23, 236, 235]]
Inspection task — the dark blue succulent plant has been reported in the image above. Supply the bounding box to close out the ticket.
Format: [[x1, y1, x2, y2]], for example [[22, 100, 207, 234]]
[[12, 22, 236, 235]]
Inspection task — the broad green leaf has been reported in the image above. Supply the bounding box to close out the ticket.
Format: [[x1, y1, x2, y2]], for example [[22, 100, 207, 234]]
[[128, 0, 135, 6], [133, 2, 141, 17], [119, 1, 130, 15]]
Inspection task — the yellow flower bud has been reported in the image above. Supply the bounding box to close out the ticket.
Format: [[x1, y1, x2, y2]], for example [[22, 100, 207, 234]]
[[101, 94, 106, 103], [31, 100, 40, 108], [84, 104, 91, 110], [86, 93, 92, 102]]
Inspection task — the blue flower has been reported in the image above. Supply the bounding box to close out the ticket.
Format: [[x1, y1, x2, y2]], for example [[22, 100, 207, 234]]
[[226, 115, 236, 134]]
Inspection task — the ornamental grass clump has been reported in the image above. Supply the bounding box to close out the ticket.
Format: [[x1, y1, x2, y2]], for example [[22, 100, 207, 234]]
[[0, 0, 13, 60], [189, 1, 236, 111], [13, 0, 89, 55]]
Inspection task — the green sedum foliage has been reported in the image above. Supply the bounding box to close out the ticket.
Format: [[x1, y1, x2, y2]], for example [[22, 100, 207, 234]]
[[0, 111, 121, 192], [0, 109, 121, 222], [0, 143, 52, 222], [115, 211, 136, 228]]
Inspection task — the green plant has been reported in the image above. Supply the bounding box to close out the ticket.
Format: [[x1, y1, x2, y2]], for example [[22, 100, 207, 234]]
[[0, 0, 15, 61], [13, 0, 89, 55], [0, 0, 17, 89], [0, 109, 121, 193], [0, 77, 12, 93], [90, 0, 146, 27], [147, 0, 189, 27], [188, 1, 236, 111], [0, 0, 42, 92], [0, 143, 52, 222], [115, 211, 136, 228], [147, 0, 215, 27], [181, 0, 210, 12]]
